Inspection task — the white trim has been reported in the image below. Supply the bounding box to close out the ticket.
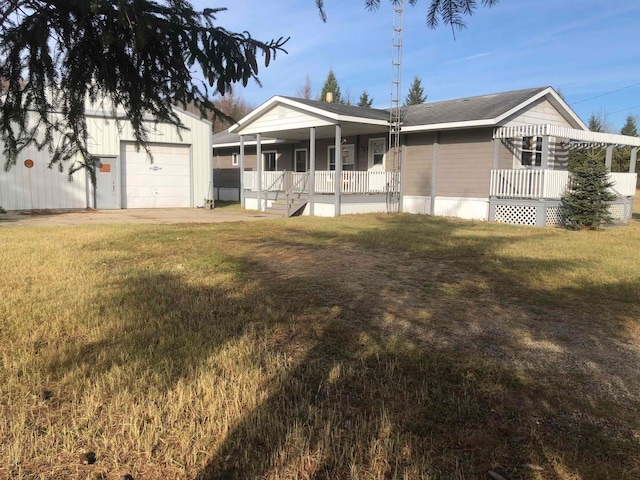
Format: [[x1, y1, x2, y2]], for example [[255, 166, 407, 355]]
[[229, 95, 389, 133], [494, 124, 640, 147], [368, 137, 386, 170], [294, 148, 309, 172], [433, 197, 489, 221], [400, 119, 495, 133], [213, 138, 285, 148], [494, 87, 587, 130], [231, 153, 239, 166]]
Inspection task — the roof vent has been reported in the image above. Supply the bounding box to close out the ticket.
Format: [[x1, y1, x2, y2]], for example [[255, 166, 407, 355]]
[[326, 92, 334, 103]]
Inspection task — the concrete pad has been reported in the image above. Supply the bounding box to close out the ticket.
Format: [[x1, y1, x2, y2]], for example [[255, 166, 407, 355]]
[[0, 208, 277, 227]]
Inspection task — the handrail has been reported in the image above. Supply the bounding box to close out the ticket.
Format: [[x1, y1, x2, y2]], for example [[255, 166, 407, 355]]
[[264, 170, 286, 192], [285, 172, 310, 217]]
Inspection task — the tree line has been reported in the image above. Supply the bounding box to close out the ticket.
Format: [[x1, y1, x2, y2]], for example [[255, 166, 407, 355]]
[[295, 70, 428, 108]]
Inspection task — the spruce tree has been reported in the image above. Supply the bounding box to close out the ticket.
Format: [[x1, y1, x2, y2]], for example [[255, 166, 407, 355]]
[[404, 76, 427, 106], [561, 151, 617, 230], [0, 1, 287, 178], [357, 91, 373, 108], [613, 114, 639, 171], [319, 70, 343, 104]]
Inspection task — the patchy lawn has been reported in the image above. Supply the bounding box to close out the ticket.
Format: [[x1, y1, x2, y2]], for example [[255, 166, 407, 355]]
[[1, 204, 639, 479]]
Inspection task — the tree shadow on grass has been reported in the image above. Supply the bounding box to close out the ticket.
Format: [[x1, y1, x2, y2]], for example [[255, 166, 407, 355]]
[[44, 216, 640, 479], [194, 217, 640, 479]]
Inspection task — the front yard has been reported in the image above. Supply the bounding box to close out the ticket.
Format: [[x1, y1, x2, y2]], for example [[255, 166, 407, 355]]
[[1, 200, 639, 479]]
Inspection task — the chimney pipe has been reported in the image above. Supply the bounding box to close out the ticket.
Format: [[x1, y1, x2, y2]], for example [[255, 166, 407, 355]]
[[326, 92, 333, 103]]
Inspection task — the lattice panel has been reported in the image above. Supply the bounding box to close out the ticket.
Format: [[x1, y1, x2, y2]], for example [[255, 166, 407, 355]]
[[494, 204, 537, 226], [545, 206, 563, 226], [609, 204, 626, 221]]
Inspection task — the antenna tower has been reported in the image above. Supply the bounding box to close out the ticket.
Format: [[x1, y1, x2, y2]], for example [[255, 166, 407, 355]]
[[387, 0, 404, 212]]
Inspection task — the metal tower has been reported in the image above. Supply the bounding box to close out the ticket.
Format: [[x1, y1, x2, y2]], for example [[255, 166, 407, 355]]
[[387, 0, 404, 212]]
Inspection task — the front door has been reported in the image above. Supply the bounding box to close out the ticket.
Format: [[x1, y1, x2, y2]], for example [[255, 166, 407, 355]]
[[95, 158, 119, 209]]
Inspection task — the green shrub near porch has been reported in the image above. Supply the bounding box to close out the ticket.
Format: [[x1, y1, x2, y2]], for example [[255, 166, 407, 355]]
[[562, 154, 617, 230]]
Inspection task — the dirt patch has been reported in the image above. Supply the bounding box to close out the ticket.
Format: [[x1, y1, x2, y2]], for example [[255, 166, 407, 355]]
[[0, 208, 274, 227]]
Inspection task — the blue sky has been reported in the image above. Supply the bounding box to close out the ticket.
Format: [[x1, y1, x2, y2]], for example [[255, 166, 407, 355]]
[[192, 0, 640, 131]]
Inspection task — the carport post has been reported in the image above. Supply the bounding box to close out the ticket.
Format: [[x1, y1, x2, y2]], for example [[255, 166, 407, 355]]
[[630, 147, 637, 174], [256, 133, 262, 211], [239, 135, 245, 208], [605, 145, 613, 171], [334, 124, 342, 216], [309, 127, 316, 216]]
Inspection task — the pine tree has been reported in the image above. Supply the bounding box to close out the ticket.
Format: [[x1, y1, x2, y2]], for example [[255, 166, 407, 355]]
[[319, 70, 343, 104], [404, 76, 427, 106], [620, 114, 638, 137], [357, 91, 373, 108], [561, 151, 617, 230], [0, 1, 287, 179], [612, 114, 639, 171]]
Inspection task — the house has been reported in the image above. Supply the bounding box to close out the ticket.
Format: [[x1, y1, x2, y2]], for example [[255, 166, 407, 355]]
[[212, 86, 639, 226], [0, 105, 213, 210]]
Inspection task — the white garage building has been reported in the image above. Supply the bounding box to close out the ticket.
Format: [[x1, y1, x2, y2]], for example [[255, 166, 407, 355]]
[[0, 106, 213, 210]]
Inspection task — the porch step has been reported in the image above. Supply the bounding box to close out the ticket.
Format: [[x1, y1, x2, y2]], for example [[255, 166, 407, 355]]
[[265, 199, 308, 218]]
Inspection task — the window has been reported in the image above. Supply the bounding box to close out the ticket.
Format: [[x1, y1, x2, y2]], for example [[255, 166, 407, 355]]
[[263, 151, 277, 171], [295, 149, 308, 172], [231, 153, 239, 166], [368, 138, 385, 169], [328, 145, 355, 171], [522, 136, 542, 167]]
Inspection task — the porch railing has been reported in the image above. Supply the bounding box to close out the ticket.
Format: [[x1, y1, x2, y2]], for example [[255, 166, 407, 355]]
[[490, 169, 637, 199], [243, 171, 398, 195], [609, 172, 638, 197]]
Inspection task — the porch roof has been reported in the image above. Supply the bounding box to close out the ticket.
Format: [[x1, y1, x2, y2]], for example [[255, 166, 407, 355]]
[[494, 124, 640, 148], [227, 95, 389, 140]]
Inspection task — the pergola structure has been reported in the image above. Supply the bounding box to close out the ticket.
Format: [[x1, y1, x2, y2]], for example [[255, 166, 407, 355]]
[[493, 124, 640, 173]]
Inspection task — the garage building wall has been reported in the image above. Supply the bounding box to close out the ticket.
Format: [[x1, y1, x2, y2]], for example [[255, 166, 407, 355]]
[[0, 106, 212, 210]]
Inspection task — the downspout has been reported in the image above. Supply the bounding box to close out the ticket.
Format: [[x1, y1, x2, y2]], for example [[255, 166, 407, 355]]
[[334, 124, 342, 216], [430, 132, 439, 215], [256, 133, 262, 211], [309, 127, 316, 216], [239, 135, 245, 208]]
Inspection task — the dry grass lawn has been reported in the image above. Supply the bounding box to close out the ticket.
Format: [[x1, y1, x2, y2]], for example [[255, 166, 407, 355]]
[[1, 197, 640, 479]]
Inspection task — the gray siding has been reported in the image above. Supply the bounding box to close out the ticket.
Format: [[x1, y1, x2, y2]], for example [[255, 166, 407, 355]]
[[403, 132, 435, 196], [436, 128, 494, 198]]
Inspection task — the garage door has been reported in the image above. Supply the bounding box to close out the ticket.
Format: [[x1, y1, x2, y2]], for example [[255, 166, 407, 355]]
[[121, 143, 191, 208]]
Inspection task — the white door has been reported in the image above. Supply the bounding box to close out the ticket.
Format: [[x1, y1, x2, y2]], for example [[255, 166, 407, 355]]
[[121, 143, 191, 208], [94, 157, 119, 209]]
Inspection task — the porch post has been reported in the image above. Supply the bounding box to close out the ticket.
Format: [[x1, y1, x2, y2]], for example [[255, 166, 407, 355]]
[[541, 136, 550, 169], [630, 147, 637, 174], [239, 135, 245, 208], [492, 137, 499, 169], [605, 145, 613, 172], [309, 127, 316, 216], [256, 133, 262, 211], [334, 124, 342, 216]]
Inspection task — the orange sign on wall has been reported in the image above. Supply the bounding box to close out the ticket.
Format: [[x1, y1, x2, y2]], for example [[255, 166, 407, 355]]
[[99, 163, 111, 173], [24, 159, 34, 168]]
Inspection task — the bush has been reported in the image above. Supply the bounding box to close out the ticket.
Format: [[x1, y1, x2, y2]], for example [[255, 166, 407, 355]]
[[561, 154, 616, 230]]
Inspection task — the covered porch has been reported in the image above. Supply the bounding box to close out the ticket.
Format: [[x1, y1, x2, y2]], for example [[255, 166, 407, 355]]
[[229, 96, 398, 217], [489, 124, 638, 226]]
